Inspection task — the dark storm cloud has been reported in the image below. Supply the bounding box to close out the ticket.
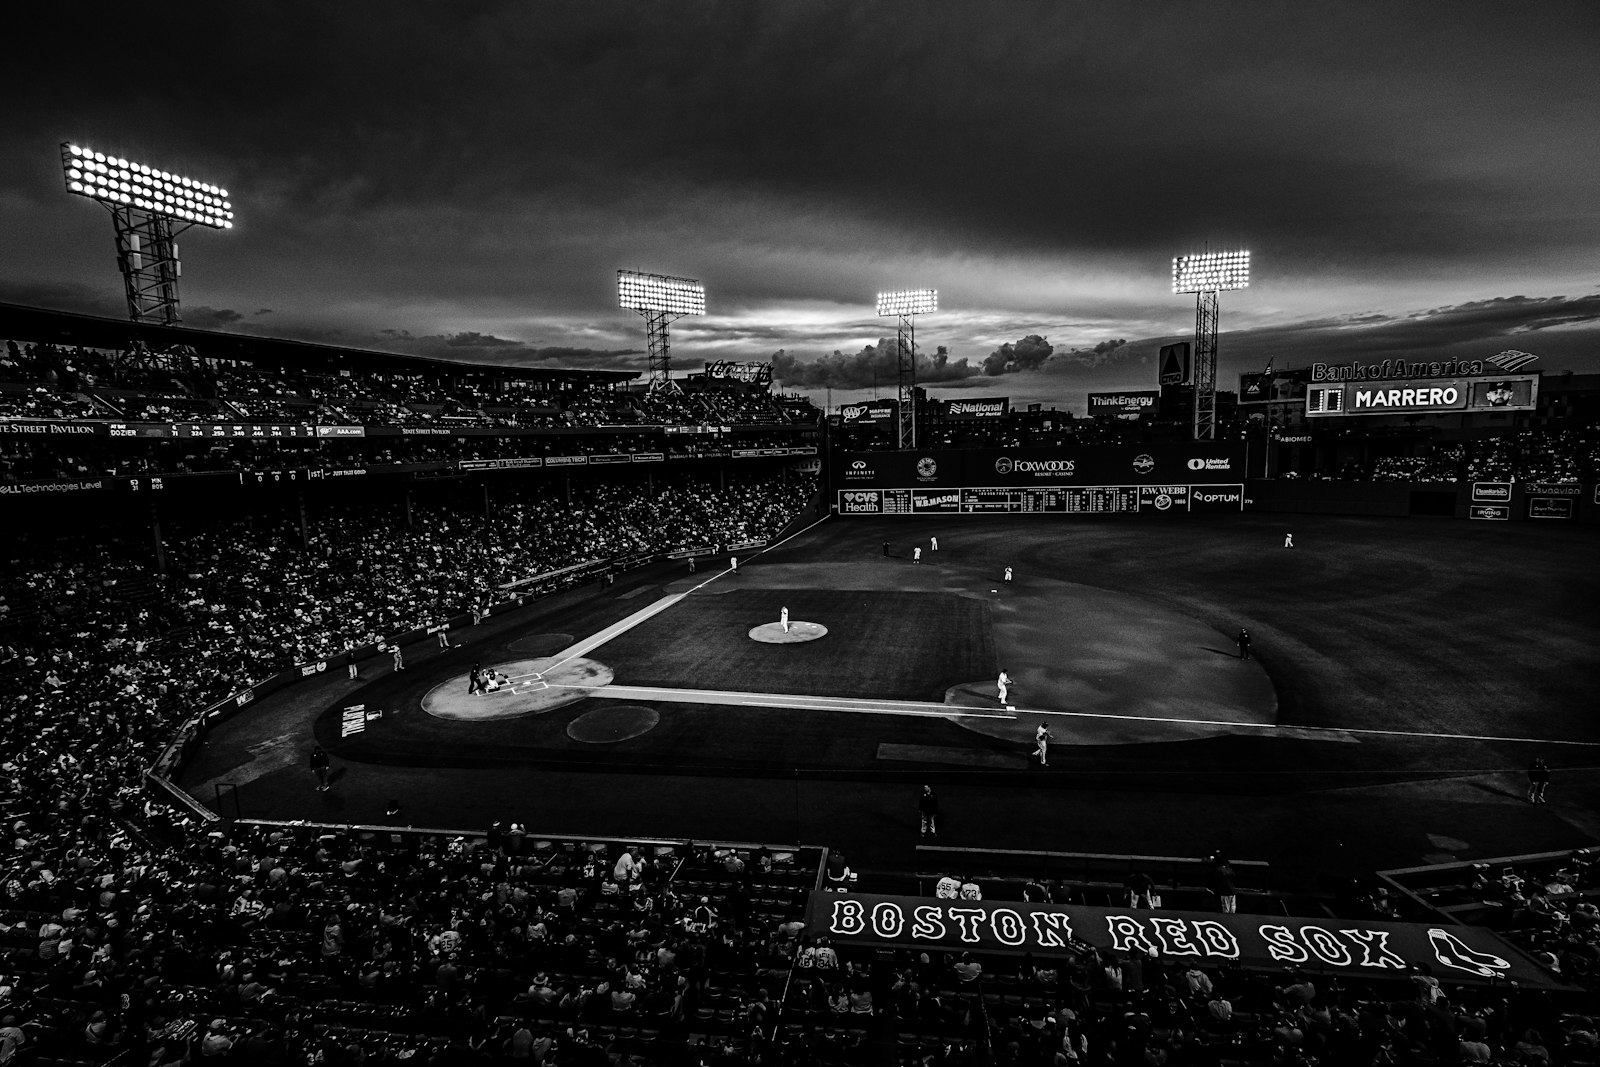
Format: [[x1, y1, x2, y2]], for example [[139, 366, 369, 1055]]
[[444, 332, 524, 349], [982, 336, 1054, 376], [183, 307, 247, 329], [772, 340, 979, 389], [0, 280, 125, 319]]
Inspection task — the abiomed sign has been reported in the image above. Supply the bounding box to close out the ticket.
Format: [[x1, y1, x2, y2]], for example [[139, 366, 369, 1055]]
[[807, 893, 1558, 988]]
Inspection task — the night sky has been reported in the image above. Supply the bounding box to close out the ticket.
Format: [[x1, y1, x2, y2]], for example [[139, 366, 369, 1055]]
[[4, 1, 1598, 412]]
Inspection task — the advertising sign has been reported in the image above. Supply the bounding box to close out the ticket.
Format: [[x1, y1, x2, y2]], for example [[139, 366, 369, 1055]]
[[806, 893, 1556, 988], [1471, 482, 1511, 502], [703, 361, 773, 387], [1469, 505, 1510, 521], [1528, 497, 1574, 520], [1306, 374, 1539, 417], [834, 445, 1245, 490], [1158, 342, 1190, 386], [1087, 392, 1160, 419], [841, 399, 899, 424], [944, 397, 1010, 420]]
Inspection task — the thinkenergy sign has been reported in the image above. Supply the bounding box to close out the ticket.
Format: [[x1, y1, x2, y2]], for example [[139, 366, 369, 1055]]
[[807, 893, 1558, 988]]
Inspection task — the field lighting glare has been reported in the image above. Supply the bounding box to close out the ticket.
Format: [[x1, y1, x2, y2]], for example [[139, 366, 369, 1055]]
[[876, 289, 938, 316], [617, 270, 706, 316], [1172, 250, 1250, 293], [61, 142, 234, 229]]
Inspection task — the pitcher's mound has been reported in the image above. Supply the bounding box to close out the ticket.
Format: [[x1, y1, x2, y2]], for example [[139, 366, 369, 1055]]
[[422, 657, 613, 721], [567, 704, 661, 743], [749, 621, 828, 644]]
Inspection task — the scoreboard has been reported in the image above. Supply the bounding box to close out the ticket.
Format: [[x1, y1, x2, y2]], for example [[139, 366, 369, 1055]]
[[839, 484, 1238, 515]]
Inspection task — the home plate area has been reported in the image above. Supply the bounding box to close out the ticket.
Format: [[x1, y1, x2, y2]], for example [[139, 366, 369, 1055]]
[[421, 657, 613, 721]]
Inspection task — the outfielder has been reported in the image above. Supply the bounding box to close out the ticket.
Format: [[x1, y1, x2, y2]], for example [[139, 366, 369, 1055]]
[[780, 606, 790, 633]]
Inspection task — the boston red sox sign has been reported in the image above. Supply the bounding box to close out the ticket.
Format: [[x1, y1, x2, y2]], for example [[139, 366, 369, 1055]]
[[807, 893, 1558, 988]]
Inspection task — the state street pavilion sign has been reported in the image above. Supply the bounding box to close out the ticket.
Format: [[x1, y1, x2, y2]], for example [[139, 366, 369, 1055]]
[[806, 892, 1562, 989]]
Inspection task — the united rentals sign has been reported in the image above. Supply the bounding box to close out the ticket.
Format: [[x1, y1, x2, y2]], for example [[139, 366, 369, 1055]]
[[807, 893, 1557, 988]]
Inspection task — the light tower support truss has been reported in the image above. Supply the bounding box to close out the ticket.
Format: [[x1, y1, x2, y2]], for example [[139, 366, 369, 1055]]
[[60, 143, 234, 328], [112, 207, 186, 325], [1192, 289, 1219, 441], [1172, 251, 1250, 442], [618, 270, 706, 394], [876, 288, 938, 451]]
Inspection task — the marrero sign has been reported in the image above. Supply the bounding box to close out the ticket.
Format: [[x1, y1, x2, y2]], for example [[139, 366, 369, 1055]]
[[808, 893, 1554, 988]]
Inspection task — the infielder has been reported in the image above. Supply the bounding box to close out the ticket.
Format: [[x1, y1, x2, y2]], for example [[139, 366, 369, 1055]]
[[913, 546, 922, 564], [1034, 721, 1051, 766], [996, 668, 1012, 706], [780, 606, 790, 633], [1284, 533, 1294, 549], [1003, 566, 1014, 583]]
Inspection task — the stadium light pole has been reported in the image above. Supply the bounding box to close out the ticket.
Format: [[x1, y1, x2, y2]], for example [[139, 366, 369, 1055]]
[[60, 142, 234, 326], [876, 288, 937, 450], [1172, 250, 1250, 442], [617, 270, 706, 395]]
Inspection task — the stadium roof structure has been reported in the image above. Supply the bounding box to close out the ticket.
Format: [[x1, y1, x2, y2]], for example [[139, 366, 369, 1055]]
[[0, 302, 640, 385]]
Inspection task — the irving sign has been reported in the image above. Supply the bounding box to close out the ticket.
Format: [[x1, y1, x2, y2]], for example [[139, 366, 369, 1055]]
[[808, 893, 1556, 988]]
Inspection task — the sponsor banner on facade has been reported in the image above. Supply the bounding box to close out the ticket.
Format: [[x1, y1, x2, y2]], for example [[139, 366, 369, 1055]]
[[1087, 392, 1160, 418], [459, 457, 544, 471], [1528, 497, 1574, 520], [1523, 482, 1580, 496], [1310, 358, 1488, 383], [589, 454, 631, 465], [631, 452, 665, 463], [944, 397, 1009, 420], [1239, 372, 1310, 406], [1469, 505, 1510, 521], [667, 545, 717, 558], [727, 539, 768, 552], [1189, 485, 1246, 510], [806, 893, 1556, 988], [911, 490, 962, 513], [841, 399, 899, 424], [1471, 482, 1512, 502], [0, 478, 113, 495], [1158, 342, 1190, 386], [839, 489, 883, 514], [546, 455, 588, 466], [1307, 374, 1539, 417], [317, 425, 367, 437], [835, 446, 1245, 490], [0, 420, 105, 436], [703, 361, 773, 387]]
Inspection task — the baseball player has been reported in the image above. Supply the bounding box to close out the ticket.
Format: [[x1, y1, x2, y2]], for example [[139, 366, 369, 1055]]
[[1034, 722, 1051, 766], [1003, 566, 1014, 583], [997, 669, 1012, 706], [913, 546, 922, 564], [780, 606, 790, 633]]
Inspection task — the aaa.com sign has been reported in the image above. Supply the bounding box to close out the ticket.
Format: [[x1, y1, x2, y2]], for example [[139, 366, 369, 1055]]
[[808, 893, 1554, 987]]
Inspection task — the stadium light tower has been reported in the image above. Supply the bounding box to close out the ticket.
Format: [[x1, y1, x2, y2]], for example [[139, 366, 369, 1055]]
[[60, 142, 235, 326], [617, 270, 706, 394], [876, 288, 937, 450], [1172, 250, 1250, 441]]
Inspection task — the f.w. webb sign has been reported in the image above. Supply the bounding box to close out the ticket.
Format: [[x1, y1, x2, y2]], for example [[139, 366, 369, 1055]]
[[808, 893, 1556, 988]]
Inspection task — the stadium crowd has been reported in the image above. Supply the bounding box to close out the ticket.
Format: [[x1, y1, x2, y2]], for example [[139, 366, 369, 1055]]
[[0, 340, 812, 433]]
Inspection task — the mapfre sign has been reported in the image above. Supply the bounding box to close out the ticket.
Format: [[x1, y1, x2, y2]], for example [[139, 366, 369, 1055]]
[[807, 893, 1557, 988]]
